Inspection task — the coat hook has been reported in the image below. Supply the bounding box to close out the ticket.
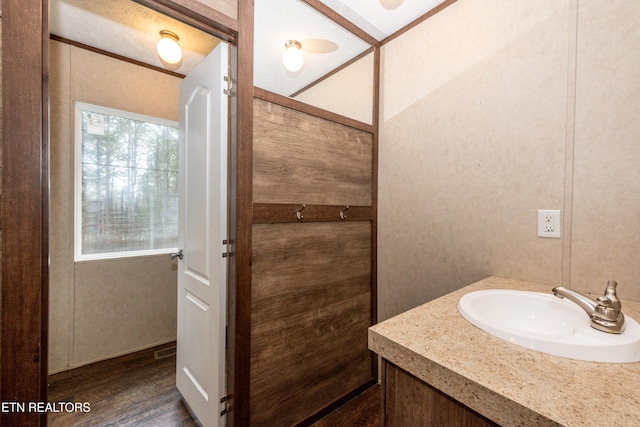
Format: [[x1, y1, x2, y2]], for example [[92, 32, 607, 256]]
[[296, 204, 306, 220], [339, 205, 349, 220]]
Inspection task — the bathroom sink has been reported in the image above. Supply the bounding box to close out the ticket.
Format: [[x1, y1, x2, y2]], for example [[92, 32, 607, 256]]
[[457, 289, 640, 363]]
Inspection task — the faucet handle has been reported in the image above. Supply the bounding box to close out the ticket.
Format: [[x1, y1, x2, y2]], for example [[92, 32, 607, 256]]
[[592, 280, 625, 332], [596, 295, 613, 306], [596, 295, 612, 307], [598, 280, 621, 309]]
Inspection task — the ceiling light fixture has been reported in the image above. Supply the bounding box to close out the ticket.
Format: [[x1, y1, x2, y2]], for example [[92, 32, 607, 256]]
[[157, 30, 183, 65], [379, 0, 404, 10], [282, 40, 304, 72]]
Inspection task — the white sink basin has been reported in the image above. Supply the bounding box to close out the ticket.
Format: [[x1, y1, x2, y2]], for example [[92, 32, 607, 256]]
[[457, 289, 640, 363]]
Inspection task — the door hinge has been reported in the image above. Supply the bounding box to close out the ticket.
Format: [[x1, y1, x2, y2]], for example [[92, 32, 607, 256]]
[[222, 239, 231, 257], [220, 394, 231, 416], [223, 76, 232, 96]]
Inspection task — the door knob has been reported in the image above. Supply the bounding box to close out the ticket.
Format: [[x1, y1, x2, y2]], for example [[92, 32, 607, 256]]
[[170, 249, 183, 260]]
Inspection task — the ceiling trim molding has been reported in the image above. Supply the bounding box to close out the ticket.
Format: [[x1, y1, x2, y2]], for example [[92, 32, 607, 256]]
[[301, 0, 380, 47], [50, 34, 186, 79], [380, 0, 458, 46], [133, 0, 238, 42]]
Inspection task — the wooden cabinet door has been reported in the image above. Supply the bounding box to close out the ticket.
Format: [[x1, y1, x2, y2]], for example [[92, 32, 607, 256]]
[[385, 362, 498, 427]]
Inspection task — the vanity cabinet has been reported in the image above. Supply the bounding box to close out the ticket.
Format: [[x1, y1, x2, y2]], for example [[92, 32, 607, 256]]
[[370, 277, 640, 426], [383, 361, 498, 427]]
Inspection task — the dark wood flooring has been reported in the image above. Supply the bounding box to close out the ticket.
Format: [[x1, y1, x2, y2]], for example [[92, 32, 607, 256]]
[[310, 384, 382, 427], [48, 343, 382, 426]]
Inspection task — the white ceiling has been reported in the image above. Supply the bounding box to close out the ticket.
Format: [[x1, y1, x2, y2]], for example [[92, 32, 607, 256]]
[[50, 0, 219, 74], [254, 0, 371, 97], [320, 0, 447, 41], [254, 0, 447, 96], [50, 0, 447, 95]]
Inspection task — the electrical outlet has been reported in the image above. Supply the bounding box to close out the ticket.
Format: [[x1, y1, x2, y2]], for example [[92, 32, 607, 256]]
[[538, 210, 561, 238]]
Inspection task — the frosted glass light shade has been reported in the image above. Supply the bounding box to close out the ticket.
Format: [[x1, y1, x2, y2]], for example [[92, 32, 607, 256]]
[[379, 0, 404, 10], [157, 30, 182, 65], [283, 40, 303, 72]]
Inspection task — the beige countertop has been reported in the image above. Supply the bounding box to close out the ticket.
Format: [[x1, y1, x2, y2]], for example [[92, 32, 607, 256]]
[[368, 276, 640, 426]]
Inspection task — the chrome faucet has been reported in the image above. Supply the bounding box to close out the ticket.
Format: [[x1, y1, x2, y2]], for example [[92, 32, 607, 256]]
[[552, 280, 625, 334]]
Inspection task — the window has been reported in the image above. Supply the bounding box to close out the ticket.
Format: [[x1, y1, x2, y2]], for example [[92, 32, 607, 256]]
[[75, 102, 179, 260]]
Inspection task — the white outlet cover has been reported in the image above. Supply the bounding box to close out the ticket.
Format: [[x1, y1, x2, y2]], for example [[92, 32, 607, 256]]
[[538, 210, 561, 238]]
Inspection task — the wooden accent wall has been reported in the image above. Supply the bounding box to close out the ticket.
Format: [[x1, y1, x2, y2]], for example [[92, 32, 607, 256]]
[[249, 94, 377, 426], [251, 222, 372, 426], [253, 98, 373, 206]]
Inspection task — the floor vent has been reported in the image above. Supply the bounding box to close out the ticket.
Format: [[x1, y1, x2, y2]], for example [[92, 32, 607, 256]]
[[154, 346, 177, 360]]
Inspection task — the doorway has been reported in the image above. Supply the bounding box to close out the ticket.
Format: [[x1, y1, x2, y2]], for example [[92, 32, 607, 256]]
[[47, 0, 231, 425], [1, 0, 244, 425]]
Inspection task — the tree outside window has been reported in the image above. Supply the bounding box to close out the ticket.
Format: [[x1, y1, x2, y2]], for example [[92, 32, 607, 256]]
[[76, 103, 179, 260]]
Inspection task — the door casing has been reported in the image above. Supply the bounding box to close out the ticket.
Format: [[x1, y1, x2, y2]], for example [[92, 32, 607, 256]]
[[0, 1, 246, 426]]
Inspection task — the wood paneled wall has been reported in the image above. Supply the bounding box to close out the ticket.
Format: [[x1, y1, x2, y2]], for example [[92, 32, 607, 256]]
[[251, 222, 372, 426], [249, 94, 377, 426], [253, 99, 373, 206]]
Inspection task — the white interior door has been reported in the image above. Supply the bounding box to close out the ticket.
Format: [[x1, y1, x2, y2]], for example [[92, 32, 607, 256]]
[[176, 42, 229, 427]]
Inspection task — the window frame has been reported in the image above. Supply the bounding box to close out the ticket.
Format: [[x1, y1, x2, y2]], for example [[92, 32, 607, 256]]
[[74, 101, 180, 262]]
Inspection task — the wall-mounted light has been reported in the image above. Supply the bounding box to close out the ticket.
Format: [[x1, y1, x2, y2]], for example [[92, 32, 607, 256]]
[[282, 40, 304, 72], [157, 30, 183, 65]]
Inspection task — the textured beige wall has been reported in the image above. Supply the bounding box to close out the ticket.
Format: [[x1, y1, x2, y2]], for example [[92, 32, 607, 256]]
[[49, 41, 74, 373], [571, 1, 640, 297], [49, 40, 181, 372], [378, 0, 640, 320], [293, 52, 374, 124]]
